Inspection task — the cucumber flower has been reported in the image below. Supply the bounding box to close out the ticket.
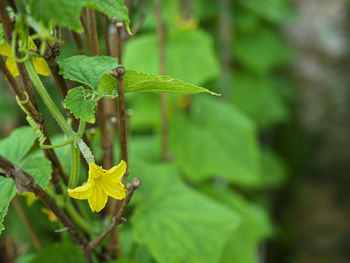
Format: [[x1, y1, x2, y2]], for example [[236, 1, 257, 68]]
[[68, 161, 127, 212], [0, 39, 50, 77]]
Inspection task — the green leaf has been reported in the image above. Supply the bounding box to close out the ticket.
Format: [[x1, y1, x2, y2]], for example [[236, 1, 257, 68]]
[[233, 29, 294, 74], [169, 96, 262, 186], [124, 29, 220, 86], [131, 161, 239, 263], [64, 86, 99, 123], [99, 70, 218, 95], [231, 72, 289, 127], [201, 185, 272, 263], [0, 23, 4, 44], [29, 0, 129, 32], [0, 177, 16, 233], [260, 148, 287, 188], [240, 0, 295, 23], [28, 242, 85, 263], [58, 55, 118, 89], [0, 126, 52, 234]]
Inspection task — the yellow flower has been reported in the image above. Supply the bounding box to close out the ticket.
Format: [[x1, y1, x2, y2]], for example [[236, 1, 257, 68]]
[[68, 161, 127, 212], [0, 39, 50, 77], [21, 192, 37, 206]]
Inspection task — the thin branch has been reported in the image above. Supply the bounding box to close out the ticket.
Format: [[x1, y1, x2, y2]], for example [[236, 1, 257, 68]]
[[0, 156, 92, 263], [155, 0, 170, 161], [0, 0, 13, 41], [86, 8, 99, 56], [12, 197, 43, 251], [218, 0, 232, 98], [110, 66, 128, 177], [89, 178, 141, 249], [80, 13, 93, 54], [72, 32, 85, 55], [100, 12, 111, 56]]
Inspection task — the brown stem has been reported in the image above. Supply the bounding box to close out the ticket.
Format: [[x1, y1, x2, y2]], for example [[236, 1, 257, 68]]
[[110, 67, 128, 175], [80, 14, 93, 54], [44, 43, 69, 99], [72, 32, 85, 55], [0, 0, 13, 41], [0, 156, 92, 263], [89, 178, 141, 249], [155, 0, 169, 161], [86, 8, 99, 56], [218, 0, 232, 98], [116, 21, 124, 64], [100, 13, 111, 56], [12, 197, 43, 251]]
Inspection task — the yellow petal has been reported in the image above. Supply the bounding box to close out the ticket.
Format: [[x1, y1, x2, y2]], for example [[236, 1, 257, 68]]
[[67, 182, 92, 200], [29, 38, 37, 50], [21, 192, 37, 206], [32, 57, 50, 76], [89, 163, 106, 179], [0, 40, 12, 57], [87, 186, 108, 212], [105, 160, 127, 182], [101, 180, 126, 200], [6, 57, 19, 77]]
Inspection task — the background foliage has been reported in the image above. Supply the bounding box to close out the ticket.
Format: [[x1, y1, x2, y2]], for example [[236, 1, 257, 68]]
[[0, 0, 296, 263]]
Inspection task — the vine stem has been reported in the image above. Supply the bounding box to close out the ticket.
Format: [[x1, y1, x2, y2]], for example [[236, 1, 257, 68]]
[[69, 144, 80, 189], [0, 156, 92, 263], [155, 0, 170, 161], [24, 59, 72, 137]]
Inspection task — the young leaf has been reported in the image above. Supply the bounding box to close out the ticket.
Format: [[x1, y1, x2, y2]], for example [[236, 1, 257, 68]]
[[0, 127, 52, 234], [131, 161, 239, 263], [58, 55, 118, 89], [64, 86, 99, 123], [29, 0, 130, 32], [99, 70, 218, 95]]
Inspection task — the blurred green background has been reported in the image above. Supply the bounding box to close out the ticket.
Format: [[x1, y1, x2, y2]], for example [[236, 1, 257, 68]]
[[1, 0, 350, 263]]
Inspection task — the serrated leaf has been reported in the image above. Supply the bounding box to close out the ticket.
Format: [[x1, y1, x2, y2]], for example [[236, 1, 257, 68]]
[[201, 185, 272, 263], [124, 29, 220, 86], [64, 86, 99, 123], [58, 55, 118, 89], [131, 161, 239, 263], [169, 96, 262, 186], [28, 242, 85, 263], [99, 70, 218, 95], [0, 126, 52, 234], [29, 0, 129, 32], [0, 177, 16, 233]]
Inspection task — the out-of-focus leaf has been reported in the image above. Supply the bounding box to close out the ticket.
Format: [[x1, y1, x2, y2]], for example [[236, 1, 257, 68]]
[[124, 29, 219, 86], [233, 29, 294, 74], [239, 0, 295, 23], [28, 242, 85, 263], [201, 185, 273, 263], [260, 148, 287, 187], [131, 161, 239, 263], [0, 127, 51, 234], [169, 96, 262, 186], [231, 72, 289, 128], [15, 253, 36, 263], [29, 0, 129, 32]]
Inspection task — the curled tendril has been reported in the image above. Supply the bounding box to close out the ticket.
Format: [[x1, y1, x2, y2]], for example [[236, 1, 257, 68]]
[[11, 30, 30, 62]]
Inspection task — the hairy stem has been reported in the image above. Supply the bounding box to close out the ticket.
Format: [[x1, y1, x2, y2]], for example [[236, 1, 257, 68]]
[[69, 144, 80, 189], [24, 59, 72, 136]]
